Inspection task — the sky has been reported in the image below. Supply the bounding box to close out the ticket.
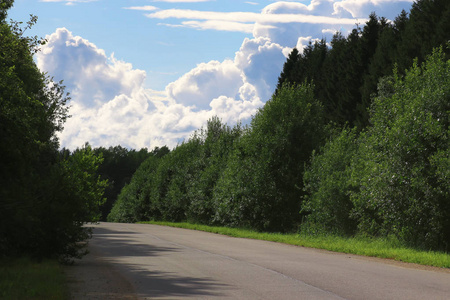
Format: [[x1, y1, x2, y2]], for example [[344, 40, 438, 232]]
[[9, 0, 415, 150]]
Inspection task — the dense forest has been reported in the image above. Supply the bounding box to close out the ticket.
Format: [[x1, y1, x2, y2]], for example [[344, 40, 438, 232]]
[[0, 1, 108, 261], [108, 0, 450, 252], [92, 145, 169, 221]]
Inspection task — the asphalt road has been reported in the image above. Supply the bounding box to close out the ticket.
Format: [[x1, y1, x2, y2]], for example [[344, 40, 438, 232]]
[[72, 222, 450, 299]]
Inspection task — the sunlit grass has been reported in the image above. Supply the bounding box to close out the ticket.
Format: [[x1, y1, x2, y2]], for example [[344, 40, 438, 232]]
[[0, 257, 68, 300], [140, 221, 450, 269]]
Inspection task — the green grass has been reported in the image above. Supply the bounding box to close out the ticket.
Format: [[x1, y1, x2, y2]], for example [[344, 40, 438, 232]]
[[139, 221, 450, 269], [0, 257, 68, 300]]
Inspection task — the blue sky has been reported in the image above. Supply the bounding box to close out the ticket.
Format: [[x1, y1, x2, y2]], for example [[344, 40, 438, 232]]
[[9, 1, 264, 89], [9, 0, 415, 150]]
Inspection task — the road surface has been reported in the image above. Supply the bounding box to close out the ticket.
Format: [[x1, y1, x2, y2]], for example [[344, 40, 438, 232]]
[[66, 222, 450, 299]]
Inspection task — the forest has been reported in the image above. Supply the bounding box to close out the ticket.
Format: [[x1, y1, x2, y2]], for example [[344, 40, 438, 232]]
[[108, 0, 450, 252], [1, 0, 449, 263], [0, 1, 109, 261]]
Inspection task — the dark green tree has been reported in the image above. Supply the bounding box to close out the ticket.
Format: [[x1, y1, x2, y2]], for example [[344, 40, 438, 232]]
[[350, 49, 450, 251], [276, 47, 300, 94], [1, 8, 67, 258], [1, 4, 107, 261], [94, 145, 153, 220], [107, 155, 162, 223], [302, 127, 358, 236], [187, 117, 243, 224], [214, 83, 326, 231]]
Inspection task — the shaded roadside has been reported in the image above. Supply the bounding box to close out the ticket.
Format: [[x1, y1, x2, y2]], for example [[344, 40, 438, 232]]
[[65, 245, 138, 300]]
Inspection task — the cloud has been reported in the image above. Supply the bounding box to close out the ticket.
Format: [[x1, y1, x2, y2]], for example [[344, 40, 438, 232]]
[[123, 6, 158, 11], [37, 28, 264, 150], [253, 1, 355, 47], [40, 0, 97, 4], [146, 8, 360, 25], [235, 37, 287, 101], [142, 1, 411, 46], [141, 3, 362, 44], [159, 20, 255, 33], [333, 0, 415, 18], [166, 59, 243, 109], [151, 0, 211, 2], [37, 28, 146, 107], [165, 35, 288, 110]]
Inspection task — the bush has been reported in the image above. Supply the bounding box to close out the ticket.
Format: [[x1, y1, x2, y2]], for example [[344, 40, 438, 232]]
[[213, 83, 326, 232], [302, 127, 358, 236], [350, 48, 450, 251]]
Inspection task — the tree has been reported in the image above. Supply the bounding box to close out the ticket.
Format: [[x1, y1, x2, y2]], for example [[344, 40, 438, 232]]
[[214, 83, 326, 231], [302, 127, 358, 236], [361, 16, 395, 109], [187, 117, 243, 224], [0, 8, 67, 258], [396, 0, 450, 71], [50, 144, 108, 261], [276, 48, 300, 94], [94, 145, 152, 220], [350, 48, 450, 251], [0, 4, 107, 261], [107, 155, 162, 223]]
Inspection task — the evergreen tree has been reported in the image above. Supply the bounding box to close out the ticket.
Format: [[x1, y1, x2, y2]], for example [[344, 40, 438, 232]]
[[276, 47, 300, 94]]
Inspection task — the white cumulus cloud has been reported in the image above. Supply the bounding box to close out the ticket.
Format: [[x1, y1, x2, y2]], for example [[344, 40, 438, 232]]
[[38, 28, 146, 108], [235, 37, 288, 101], [37, 28, 264, 150], [166, 60, 244, 109]]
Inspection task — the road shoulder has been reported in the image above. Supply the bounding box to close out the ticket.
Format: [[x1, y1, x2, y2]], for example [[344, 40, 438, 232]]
[[65, 246, 138, 300]]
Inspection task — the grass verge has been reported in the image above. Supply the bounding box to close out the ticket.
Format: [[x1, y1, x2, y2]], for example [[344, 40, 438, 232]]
[[139, 221, 450, 269], [0, 257, 68, 299]]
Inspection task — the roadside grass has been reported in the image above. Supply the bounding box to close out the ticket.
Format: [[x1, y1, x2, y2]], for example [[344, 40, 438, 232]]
[[0, 257, 68, 300], [139, 221, 450, 269]]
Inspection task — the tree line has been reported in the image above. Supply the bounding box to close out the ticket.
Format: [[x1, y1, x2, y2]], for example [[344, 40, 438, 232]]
[[108, 0, 449, 252], [276, 0, 449, 128], [92, 145, 169, 221], [0, 1, 108, 262]]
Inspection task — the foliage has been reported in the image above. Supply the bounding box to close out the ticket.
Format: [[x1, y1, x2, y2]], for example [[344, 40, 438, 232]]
[[151, 138, 204, 222], [213, 84, 326, 231], [107, 155, 162, 223], [302, 127, 358, 236], [0, 4, 107, 261], [350, 48, 450, 251], [107, 0, 449, 253], [108, 117, 242, 224], [300, 48, 450, 251], [186, 117, 243, 223], [277, 0, 450, 128], [93, 145, 156, 220]]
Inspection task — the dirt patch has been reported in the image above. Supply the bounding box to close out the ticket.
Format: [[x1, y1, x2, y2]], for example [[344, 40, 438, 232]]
[[64, 247, 138, 300]]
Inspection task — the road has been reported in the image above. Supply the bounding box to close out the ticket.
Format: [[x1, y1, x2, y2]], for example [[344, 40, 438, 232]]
[[66, 222, 450, 299]]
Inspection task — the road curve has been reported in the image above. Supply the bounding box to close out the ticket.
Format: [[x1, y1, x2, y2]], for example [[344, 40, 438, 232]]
[[73, 222, 450, 299]]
